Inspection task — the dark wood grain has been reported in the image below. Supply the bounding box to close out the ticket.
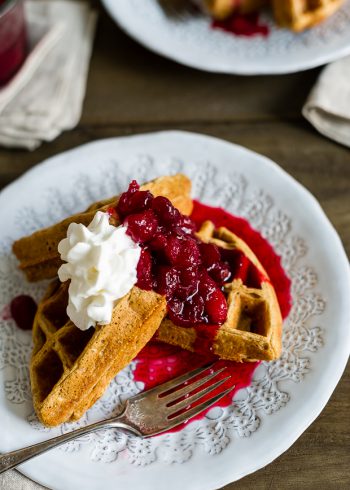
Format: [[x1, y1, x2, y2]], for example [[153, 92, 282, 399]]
[[0, 5, 349, 489]]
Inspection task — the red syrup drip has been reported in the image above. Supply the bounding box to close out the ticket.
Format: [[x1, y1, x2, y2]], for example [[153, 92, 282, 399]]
[[212, 12, 269, 37], [9, 295, 37, 330], [134, 200, 292, 434]]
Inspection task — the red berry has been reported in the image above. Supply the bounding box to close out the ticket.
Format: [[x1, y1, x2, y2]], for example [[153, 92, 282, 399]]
[[187, 294, 205, 322], [117, 180, 140, 217], [178, 215, 196, 235], [118, 190, 153, 218], [168, 294, 205, 327], [180, 239, 201, 267], [10, 295, 37, 330], [167, 298, 184, 319], [149, 233, 167, 252], [136, 250, 153, 290], [125, 210, 158, 243], [208, 262, 231, 285], [152, 196, 180, 225], [165, 237, 201, 268], [156, 266, 180, 295], [205, 289, 227, 324], [199, 243, 220, 267], [164, 236, 182, 265], [198, 272, 217, 298]]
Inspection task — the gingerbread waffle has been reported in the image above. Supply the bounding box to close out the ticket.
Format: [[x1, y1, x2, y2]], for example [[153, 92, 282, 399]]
[[156, 221, 283, 362], [199, 0, 342, 29], [31, 280, 167, 426], [272, 0, 344, 31], [202, 0, 267, 19], [13, 174, 193, 282]]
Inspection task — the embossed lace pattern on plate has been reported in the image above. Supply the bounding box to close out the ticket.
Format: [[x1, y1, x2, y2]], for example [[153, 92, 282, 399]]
[[0, 158, 324, 465], [112, 0, 350, 70]]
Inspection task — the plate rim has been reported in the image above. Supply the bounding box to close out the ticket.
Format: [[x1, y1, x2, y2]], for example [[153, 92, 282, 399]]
[[0, 130, 349, 489], [101, 0, 350, 75]]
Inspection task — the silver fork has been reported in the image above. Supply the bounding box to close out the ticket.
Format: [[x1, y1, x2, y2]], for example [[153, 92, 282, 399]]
[[0, 363, 234, 474]]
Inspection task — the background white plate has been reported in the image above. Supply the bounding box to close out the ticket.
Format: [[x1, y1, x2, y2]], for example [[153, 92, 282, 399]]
[[101, 0, 350, 74], [0, 131, 349, 490]]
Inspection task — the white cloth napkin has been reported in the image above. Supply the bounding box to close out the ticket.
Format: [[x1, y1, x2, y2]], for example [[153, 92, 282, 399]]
[[303, 55, 350, 148], [0, 0, 97, 150], [0, 469, 46, 489]]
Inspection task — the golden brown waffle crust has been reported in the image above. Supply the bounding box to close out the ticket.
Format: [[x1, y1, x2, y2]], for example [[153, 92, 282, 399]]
[[203, 0, 343, 30], [13, 174, 193, 282], [272, 0, 344, 31], [156, 221, 283, 363], [31, 281, 167, 426], [203, 0, 267, 19], [28, 173, 194, 426]]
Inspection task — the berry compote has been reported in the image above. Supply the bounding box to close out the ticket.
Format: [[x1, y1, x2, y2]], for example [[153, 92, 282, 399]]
[[114, 188, 293, 434], [115, 181, 234, 327], [212, 12, 269, 38]]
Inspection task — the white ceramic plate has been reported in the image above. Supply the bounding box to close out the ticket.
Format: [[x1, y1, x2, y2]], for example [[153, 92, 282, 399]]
[[0, 131, 349, 490], [101, 0, 350, 74]]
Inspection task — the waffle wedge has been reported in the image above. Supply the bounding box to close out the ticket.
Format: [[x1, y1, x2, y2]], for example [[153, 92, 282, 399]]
[[31, 280, 167, 426], [156, 221, 283, 362], [13, 174, 193, 282], [272, 0, 344, 31], [202, 0, 267, 19], [199, 0, 343, 29]]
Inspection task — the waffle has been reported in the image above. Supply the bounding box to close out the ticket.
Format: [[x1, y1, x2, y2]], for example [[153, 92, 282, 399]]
[[31, 280, 167, 426], [272, 0, 344, 31], [156, 221, 283, 362], [202, 0, 267, 19], [13, 174, 193, 282], [200, 0, 343, 29]]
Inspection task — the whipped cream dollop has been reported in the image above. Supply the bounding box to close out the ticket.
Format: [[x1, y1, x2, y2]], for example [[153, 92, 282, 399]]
[[58, 211, 141, 331]]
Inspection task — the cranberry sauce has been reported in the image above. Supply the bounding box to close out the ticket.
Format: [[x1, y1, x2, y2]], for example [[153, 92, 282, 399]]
[[212, 12, 269, 37], [9, 295, 37, 330], [133, 199, 292, 433], [116, 181, 229, 327]]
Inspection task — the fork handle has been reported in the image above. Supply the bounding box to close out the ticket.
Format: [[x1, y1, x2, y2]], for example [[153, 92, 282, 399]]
[[0, 415, 138, 474]]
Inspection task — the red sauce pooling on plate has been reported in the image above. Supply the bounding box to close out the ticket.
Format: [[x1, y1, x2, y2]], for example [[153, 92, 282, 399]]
[[134, 200, 292, 432], [212, 12, 269, 37], [135, 342, 259, 432]]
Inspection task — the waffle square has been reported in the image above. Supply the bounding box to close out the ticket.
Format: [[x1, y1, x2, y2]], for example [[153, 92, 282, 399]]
[[272, 0, 344, 31], [156, 221, 283, 362], [30, 280, 167, 426], [201, 0, 343, 30]]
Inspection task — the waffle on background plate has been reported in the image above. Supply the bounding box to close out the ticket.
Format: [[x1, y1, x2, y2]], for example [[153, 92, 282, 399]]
[[13, 174, 282, 426], [202, 0, 344, 31]]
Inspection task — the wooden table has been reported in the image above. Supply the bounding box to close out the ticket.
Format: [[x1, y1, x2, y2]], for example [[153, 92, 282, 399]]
[[0, 6, 349, 489]]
